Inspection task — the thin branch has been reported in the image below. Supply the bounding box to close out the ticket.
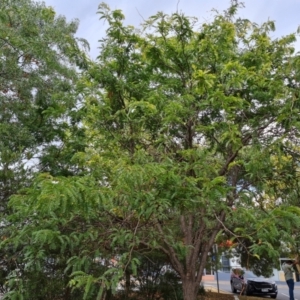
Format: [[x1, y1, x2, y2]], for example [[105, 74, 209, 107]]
[[135, 7, 146, 22], [176, 0, 180, 13], [124, 218, 140, 271]]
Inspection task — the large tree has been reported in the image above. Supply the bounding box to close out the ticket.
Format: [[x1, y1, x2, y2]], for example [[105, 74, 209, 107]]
[[80, 2, 300, 299], [3, 2, 300, 300], [0, 0, 89, 296], [0, 0, 88, 210]]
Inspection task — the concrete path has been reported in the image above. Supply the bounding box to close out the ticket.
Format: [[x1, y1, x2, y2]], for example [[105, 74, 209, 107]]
[[205, 285, 239, 300]]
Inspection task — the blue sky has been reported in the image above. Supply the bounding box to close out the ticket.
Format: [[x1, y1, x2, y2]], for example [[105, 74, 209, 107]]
[[43, 0, 300, 59]]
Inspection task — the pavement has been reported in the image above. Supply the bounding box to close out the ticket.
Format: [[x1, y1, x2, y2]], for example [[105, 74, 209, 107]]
[[205, 285, 231, 294], [204, 283, 239, 300]]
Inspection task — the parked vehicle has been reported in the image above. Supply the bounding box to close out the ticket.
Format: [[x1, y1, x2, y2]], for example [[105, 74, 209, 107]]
[[230, 268, 277, 298]]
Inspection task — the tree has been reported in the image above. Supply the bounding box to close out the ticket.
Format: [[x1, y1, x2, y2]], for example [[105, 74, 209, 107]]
[[221, 152, 300, 277], [79, 2, 300, 299], [0, 0, 89, 296], [2, 174, 119, 300], [3, 1, 300, 300], [0, 0, 88, 211]]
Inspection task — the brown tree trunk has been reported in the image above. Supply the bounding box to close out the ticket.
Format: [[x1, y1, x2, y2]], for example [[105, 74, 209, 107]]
[[125, 268, 131, 299], [182, 278, 199, 300], [63, 286, 71, 300], [154, 213, 225, 300]]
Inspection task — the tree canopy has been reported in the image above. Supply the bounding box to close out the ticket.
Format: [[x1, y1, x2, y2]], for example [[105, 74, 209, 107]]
[[0, 0, 88, 210], [0, 0, 89, 297], [2, 1, 300, 300]]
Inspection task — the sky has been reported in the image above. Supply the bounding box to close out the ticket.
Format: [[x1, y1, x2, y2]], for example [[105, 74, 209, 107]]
[[43, 0, 300, 59]]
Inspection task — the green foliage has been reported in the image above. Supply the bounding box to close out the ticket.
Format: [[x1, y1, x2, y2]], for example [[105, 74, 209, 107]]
[[225, 203, 300, 277], [0, 0, 89, 210], [1, 174, 120, 299], [3, 1, 300, 300], [132, 252, 188, 300], [0, 0, 90, 297], [80, 2, 300, 298]]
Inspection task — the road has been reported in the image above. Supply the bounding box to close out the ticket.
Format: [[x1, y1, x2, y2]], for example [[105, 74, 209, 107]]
[[204, 280, 300, 300]]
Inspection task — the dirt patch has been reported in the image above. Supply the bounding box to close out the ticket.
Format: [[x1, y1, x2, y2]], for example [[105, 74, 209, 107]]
[[238, 296, 272, 300], [199, 292, 270, 299], [197, 291, 235, 299], [113, 291, 265, 299]]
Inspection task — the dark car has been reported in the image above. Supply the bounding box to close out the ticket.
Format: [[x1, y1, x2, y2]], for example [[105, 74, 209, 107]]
[[230, 270, 278, 298]]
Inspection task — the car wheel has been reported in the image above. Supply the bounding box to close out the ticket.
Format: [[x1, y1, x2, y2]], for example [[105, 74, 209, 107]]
[[231, 282, 237, 293], [271, 294, 277, 299]]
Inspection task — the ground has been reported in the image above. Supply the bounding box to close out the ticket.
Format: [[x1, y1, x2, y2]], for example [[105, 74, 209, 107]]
[[198, 291, 235, 299], [200, 292, 270, 300], [114, 291, 264, 299]]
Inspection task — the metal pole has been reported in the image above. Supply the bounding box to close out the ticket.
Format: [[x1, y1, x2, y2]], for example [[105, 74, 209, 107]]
[[214, 244, 220, 293], [216, 266, 219, 293]]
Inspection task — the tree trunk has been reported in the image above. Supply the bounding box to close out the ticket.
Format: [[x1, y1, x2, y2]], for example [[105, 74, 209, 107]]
[[125, 268, 131, 299], [182, 278, 199, 300]]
